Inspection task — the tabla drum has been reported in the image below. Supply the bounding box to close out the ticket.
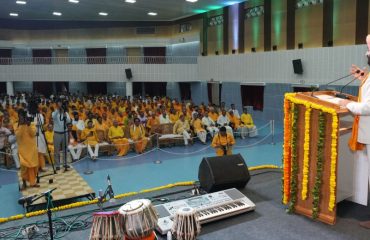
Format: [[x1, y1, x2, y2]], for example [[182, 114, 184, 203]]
[[89, 211, 123, 240], [171, 207, 201, 240], [118, 199, 158, 240]]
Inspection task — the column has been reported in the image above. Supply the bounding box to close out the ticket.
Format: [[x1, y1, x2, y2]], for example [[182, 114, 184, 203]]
[[126, 81, 133, 98], [6, 81, 14, 96]]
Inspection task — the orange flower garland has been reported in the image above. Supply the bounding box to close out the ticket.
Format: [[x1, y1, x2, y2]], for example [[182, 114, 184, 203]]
[[282, 96, 293, 204]]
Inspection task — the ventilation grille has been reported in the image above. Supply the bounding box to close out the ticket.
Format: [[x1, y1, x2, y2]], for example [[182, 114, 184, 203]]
[[136, 27, 156, 34]]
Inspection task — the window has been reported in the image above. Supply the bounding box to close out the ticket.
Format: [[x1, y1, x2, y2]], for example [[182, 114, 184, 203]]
[[179, 82, 191, 100], [0, 49, 12, 65], [87, 82, 107, 95], [86, 48, 106, 64], [32, 49, 52, 64]]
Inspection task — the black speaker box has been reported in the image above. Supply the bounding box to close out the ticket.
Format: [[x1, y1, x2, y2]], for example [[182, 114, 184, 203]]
[[292, 59, 303, 74], [125, 68, 133, 79], [198, 154, 250, 193]]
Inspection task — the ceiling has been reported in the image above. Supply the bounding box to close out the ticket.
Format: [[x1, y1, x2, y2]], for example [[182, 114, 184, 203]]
[[0, 0, 245, 21]]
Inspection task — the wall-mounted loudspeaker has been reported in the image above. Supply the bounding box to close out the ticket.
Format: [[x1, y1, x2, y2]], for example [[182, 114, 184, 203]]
[[125, 68, 133, 80], [292, 59, 303, 74], [251, 47, 256, 52], [298, 43, 303, 49]]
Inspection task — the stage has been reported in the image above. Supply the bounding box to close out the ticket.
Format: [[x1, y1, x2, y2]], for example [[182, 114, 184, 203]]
[[2, 170, 369, 240], [18, 166, 95, 212]]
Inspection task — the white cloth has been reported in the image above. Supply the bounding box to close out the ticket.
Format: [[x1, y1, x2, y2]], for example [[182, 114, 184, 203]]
[[68, 143, 85, 160], [0, 127, 11, 149], [87, 144, 99, 158], [346, 76, 370, 144], [159, 114, 171, 124], [197, 131, 207, 143], [217, 115, 230, 126], [33, 113, 47, 153], [231, 109, 240, 119], [182, 130, 191, 145], [72, 119, 85, 131]]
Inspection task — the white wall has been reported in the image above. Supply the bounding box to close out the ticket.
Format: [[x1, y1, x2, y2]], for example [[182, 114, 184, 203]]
[[0, 64, 198, 82], [198, 45, 368, 85], [0, 45, 368, 86]]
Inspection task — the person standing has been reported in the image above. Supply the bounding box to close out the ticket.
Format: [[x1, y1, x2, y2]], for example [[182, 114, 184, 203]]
[[16, 110, 39, 189], [339, 34, 370, 229], [52, 99, 71, 170]]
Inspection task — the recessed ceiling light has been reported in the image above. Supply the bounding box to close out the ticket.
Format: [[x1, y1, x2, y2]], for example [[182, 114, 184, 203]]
[[148, 12, 157, 16], [9, 13, 19, 17], [99, 12, 108, 16], [53, 12, 62, 16], [68, 0, 79, 3], [125, 0, 136, 3], [16, 1, 27, 4], [186, 0, 198, 2]]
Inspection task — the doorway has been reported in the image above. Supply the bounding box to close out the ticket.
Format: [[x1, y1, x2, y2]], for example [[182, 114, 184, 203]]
[[207, 82, 222, 106]]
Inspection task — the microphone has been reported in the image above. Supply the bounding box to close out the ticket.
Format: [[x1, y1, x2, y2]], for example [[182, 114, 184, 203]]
[[335, 72, 364, 99], [18, 194, 38, 205], [321, 70, 361, 90]]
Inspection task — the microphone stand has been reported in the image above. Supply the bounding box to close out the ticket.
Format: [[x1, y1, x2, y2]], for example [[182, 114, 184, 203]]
[[335, 74, 362, 99], [36, 113, 57, 183], [24, 188, 57, 240]]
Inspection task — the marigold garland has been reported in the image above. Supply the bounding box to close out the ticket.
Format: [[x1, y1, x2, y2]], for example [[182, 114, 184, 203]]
[[282, 96, 293, 204], [288, 104, 299, 213], [312, 111, 325, 219], [284, 93, 339, 213], [301, 105, 312, 200]]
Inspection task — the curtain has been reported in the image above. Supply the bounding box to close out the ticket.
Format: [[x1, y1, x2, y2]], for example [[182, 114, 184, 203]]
[[179, 82, 191, 100], [241, 85, 264, 111], [86, 48, 106, 64], [106, 47, 127, 64], [32, 49, 52, 64], [12, 47, 32, 64], [0, 49, 12, 65], [143, 47, 166, 64]]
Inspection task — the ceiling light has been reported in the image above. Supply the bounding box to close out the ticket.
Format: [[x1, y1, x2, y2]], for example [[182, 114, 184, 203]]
[[9, 13, 19, 17], [148, 12, 157, 16], [186, 0, 198, 2], [125, 0, 136, 3], [68, 0, 79, 3], [99, 12, 108, 16], [53, 12, 62, 16], [16, 1, 27, 4]]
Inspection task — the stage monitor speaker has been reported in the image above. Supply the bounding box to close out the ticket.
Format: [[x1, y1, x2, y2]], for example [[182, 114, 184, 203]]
[[125, 68, 133, 79], [292, 59, 303, 74], [198, 154, 250, 193]]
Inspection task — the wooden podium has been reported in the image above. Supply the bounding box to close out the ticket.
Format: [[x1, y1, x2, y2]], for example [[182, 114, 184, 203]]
[[283, 91, 356, 225]]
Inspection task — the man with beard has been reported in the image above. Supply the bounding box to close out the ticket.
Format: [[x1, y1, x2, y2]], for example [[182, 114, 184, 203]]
[[339, 34, 370, 229]]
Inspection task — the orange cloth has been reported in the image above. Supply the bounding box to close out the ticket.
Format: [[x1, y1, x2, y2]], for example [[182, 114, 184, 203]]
[[130, 125, 148, 153], [108, 126, 130, 156], [16, 125, 39, 186], [349, 78, 367, 151], [192, 118, 205, 133], [211, 133, 235, 156]]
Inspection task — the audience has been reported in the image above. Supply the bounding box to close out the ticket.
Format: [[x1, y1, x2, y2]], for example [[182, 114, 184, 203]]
[[0, 93, 258, 169]]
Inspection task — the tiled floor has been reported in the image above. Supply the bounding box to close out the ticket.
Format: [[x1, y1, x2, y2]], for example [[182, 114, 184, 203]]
[[0, 120, 283, 218]]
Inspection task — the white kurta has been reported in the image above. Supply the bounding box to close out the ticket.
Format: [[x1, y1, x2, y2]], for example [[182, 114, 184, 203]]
[[346, 75, 370, 205], [34, 113, 47, 154]]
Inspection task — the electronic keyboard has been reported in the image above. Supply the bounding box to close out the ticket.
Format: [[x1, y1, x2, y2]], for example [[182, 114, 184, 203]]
[[155, 188, 256, 235]]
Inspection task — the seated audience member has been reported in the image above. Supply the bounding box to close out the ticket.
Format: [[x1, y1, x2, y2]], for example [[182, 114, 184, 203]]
[[81, 120, 100, 160], [217, 109, 234, 137], [108, 120, 130, 157], [159, 110, 171, 124], [202, 111, 219, 137], [240, 108, 258, 137], [169, 108, 179, 123], [72, 112, 85, 131], [45, 123, 55, 163], [228, 110, 243, 139], [173, 114, 191, 145], [130, 117, 148, 154], [208, 107, 219, 123], [211, 126, 235, 156], [230, 103, 240, 118], [192, 113, 207, 144], [138, 111, 148, 126], [146, 112, 160, 133], [0, 119, 11, 165], [67, 123, 84, 162]]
